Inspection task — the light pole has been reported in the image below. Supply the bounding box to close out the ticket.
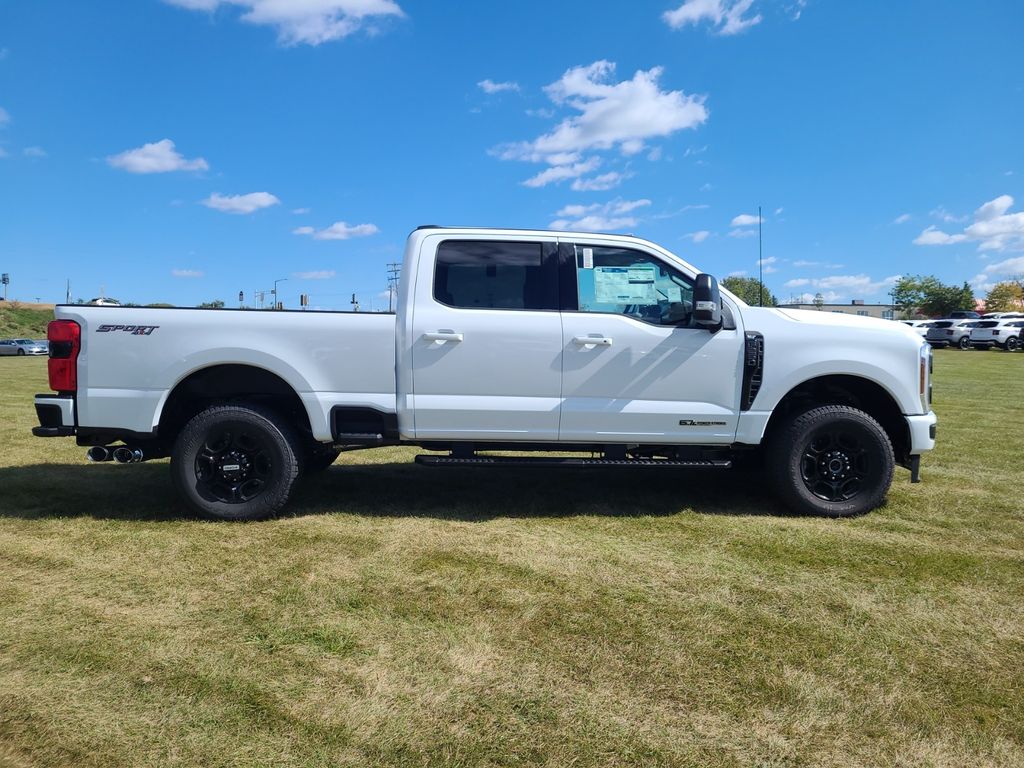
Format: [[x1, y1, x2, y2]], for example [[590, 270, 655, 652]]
[[273, 278, 288, 309]]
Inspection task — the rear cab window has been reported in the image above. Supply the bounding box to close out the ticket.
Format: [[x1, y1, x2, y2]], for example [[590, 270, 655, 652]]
[[433, 240, 558, 311]]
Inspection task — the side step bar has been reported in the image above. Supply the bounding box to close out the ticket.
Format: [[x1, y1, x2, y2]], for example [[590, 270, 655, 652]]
[[415, 455, 732, 469], [334, 432, 384, 446]]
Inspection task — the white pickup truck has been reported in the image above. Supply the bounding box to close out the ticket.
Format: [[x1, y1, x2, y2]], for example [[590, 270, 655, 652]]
[[33, 227, 936, 520]]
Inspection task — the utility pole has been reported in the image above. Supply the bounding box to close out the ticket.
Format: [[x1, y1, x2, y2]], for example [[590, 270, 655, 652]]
[[1, 273, 9, 301], [273, 278, 288, 309], [387, 262, 401, 312], [238, 290, 244, 309], [66, 279, 71, 304], [350, 293, 360, 312]]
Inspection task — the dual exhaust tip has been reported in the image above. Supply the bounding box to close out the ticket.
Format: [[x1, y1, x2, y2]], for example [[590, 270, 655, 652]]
[[86, 445, 144, 464]]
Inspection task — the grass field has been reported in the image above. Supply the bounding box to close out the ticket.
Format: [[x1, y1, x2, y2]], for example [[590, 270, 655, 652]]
[[1, 352, 1022, 767]]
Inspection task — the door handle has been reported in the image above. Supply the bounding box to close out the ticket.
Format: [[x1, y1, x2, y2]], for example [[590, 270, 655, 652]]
[[573, 335, 612, 347], [423, 331, 464, 343]]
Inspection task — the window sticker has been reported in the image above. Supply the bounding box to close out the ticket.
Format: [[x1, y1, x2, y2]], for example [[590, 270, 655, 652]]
[[581, 247, 594, 269], [594, 266, 657, 304]]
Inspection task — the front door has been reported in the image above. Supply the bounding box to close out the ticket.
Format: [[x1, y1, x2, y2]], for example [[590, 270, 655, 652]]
[[558, 240, 744, 444], [408, 235, 563, 440]]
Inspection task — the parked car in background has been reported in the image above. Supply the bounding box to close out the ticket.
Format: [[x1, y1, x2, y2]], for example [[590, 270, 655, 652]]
[[948, 310, 981, 319], [980, 312, 1024, 320], [901, 320, 937, 337], [926, 320, 981, 349], [3, 338, 49, 356], [970, 319, 1024, 351]]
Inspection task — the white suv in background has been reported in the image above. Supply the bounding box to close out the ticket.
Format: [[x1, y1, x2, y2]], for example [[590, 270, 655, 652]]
[[926, 319, 981, 349], [901, 320, 937, 337], [969, 319, 1024, 351]]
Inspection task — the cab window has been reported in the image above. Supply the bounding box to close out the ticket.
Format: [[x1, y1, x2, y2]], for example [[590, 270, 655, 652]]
[[572, 244, 695, 327], [433, 240, 556, 311]]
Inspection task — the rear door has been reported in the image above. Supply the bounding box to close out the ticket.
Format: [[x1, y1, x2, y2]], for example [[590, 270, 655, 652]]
[[557, 239, 744, 444], [408, 235, 563, 440]]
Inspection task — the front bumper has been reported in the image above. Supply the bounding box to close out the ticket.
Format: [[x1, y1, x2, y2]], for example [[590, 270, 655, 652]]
[[905, 411, 937, 455], [33, 394, 76, 437]]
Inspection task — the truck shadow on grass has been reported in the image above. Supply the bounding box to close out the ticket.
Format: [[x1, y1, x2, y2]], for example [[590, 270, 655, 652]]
[[0, 461, 795, 521]]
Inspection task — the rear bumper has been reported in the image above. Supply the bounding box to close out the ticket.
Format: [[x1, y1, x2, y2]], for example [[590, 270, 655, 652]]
[[905, 411, 937, 455], [926, 339, 949, 347], [32, 394, 76, 437]]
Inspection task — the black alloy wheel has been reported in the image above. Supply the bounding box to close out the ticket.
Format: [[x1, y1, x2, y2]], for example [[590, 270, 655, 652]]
[[171, 404, 301, 521], [769, 405, 894, 517], [958, 336, 972, 350]]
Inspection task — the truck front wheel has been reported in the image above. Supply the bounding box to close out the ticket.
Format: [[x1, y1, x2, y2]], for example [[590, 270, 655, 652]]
[[768, 405, 894, 518], [171, 404, 301, 521]]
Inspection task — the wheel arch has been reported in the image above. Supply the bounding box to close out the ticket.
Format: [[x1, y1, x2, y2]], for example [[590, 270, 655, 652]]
[[763, 374, 910, 465], [156, 363, 315, 447]]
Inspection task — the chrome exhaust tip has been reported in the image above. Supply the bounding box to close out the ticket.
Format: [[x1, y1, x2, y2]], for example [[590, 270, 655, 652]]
[[86, 446, 112, 462], [112, 446, 144, 464]]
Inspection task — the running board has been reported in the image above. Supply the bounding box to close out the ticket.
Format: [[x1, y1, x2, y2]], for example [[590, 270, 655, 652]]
[[415, 455, 732, 469], [333, 432, 384, 445]]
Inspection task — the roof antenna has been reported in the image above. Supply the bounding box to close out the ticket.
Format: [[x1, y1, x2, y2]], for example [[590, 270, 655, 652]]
[[758, 204, 763, 307]]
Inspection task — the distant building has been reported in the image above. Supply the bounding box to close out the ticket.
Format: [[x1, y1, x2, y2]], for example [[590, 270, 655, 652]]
[[780, 299, 896, 320]]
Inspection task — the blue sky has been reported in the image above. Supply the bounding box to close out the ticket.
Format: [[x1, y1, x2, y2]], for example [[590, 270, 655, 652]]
[[1, 0, 1022, 309]]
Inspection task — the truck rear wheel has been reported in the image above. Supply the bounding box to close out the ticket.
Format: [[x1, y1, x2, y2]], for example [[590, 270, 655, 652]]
[[171, 404, 301, 521], [768, 405, 894, 518]]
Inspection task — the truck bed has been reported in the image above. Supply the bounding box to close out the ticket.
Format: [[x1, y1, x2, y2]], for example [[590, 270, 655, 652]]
[[56, 305, 397, 441]]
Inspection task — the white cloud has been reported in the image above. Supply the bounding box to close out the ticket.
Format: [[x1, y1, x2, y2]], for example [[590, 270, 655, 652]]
[[550, 198, 651, 232], [291, 207, 310, 214], [685, 230, 711, 243], [0, 147, 8, 158], [571, 171, 626, 192], [493, 60, 707, 187], [774, 206, 784, 215], [663, 0, 762, 35], [107, 139, 208, 173], [785, 274, 900, 298], [758, 256, 779, 273], [930, 206, 967, 224], [728, 228, 757, 238], [164, 0, 405, 46], [478, 79, 520, 94], [730, 213, 763, 226], [201, 191, 279, 214], [727, 270, 747, 277], [0, 106, 9, 125], [913, 195, 1024, 252], [523, 156, 600, 188], [294, 221, 380, 240], [172, 269, 204, 278], [893, 213, 911, 224], [792, 259, 843, 269], [22, 146, 46, 158], [293, 270, 336, 280], [969, 255, 1024, 292]]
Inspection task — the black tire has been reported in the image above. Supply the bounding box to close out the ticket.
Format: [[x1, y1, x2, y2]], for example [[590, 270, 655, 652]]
[[958, 336, 971, 350], [171, 404, 301, 521], [1005, 337, 1019, 352], [768, 405, 895, 518], [16, 349, 25, 356], [304, 444, 342, 473]]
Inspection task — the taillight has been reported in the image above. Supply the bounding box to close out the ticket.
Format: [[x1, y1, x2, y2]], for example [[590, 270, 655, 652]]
[[47, 320, 80, 392]]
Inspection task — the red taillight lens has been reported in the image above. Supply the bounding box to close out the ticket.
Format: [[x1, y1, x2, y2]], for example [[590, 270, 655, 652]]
[[47, 320, 80, 392]]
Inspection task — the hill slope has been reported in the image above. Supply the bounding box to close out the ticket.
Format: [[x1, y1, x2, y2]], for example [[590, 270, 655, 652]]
[[0, 305, 54, 339]]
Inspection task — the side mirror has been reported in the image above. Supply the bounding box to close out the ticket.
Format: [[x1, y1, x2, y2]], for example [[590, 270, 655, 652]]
[[693, 273, 722, 330]]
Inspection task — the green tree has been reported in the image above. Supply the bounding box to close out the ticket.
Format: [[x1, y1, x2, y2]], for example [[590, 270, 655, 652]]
[[721, 276, 777, 307], [197, 299, 225, 309], [892, 275, 975, 318], [984, 280, 1024, 312]]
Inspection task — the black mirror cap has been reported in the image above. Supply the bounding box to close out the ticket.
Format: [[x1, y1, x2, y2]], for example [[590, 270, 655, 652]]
[[694, 273, 722, 330]]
